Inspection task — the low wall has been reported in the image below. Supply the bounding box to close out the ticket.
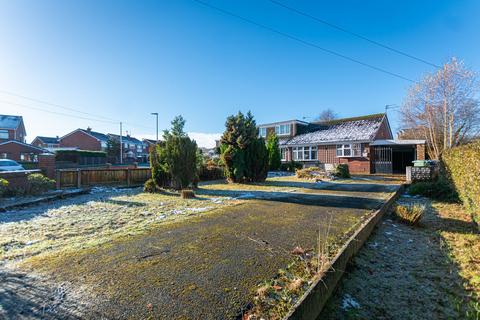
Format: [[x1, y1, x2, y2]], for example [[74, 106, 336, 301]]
[[56, 167, 151, 189], [284, 185, 404, 320], [0, 170, 42, 190], [406, 166, 438, 182]]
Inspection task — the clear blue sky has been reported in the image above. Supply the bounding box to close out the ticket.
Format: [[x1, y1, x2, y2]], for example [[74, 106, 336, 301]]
[[0, 0, 479, 147]]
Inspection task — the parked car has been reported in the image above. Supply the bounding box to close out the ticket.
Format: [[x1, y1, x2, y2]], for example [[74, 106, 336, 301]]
[[0, 159, 24, 171]]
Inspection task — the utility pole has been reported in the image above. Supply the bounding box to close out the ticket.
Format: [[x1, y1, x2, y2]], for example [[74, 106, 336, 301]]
[[151, 112, 159, 142], [119, 122, 123, 164]]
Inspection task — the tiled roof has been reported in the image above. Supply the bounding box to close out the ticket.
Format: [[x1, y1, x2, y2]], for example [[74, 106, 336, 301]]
[[108, 134, 143, 145], [36, 136, 60, 144], [285, 113, 385, 145], [0, 115, 22, 129], [80, 129, 109, 142]]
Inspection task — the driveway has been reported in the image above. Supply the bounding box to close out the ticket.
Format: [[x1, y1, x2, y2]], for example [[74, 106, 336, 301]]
[[1, 177, 400, 319]]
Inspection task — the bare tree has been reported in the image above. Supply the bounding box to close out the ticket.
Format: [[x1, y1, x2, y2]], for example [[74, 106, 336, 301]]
[[401, 57, 480, 159], [316, 108, 338, 122]]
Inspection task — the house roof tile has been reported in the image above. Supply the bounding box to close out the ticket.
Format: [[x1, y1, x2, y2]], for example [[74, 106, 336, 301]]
[[285, 113, 385, 145], [0, 115, 22, 129]]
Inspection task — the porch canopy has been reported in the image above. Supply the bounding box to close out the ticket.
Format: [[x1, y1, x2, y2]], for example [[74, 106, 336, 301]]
[[369, 139, 425, 174]]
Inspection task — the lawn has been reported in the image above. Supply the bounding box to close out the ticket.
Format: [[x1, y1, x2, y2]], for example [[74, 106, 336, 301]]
[[321, 195, 480, 319], [0, 176, 400, 319]]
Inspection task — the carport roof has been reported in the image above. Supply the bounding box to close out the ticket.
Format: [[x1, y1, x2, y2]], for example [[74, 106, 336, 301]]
[[370, 139, 425, 146]]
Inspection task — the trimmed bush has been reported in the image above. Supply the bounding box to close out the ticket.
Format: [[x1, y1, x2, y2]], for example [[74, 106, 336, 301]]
[[143, 178, 157, 193], [408, 176, 458, 202], [442, 141, 480, 226], [198, 165, 224, 181], [280, 161, 303, 172], [0, 178, 8, 196], [393, 203, 425, 225], [334, 164, 350, 178], [27, 173, 55, 195]]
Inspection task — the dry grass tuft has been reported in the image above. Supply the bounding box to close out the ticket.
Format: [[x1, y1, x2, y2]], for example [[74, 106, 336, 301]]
[[393, 203, 425, 225]]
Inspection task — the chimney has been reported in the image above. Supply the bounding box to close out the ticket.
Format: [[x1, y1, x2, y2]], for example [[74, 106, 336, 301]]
[[87, 127, 92, 132]]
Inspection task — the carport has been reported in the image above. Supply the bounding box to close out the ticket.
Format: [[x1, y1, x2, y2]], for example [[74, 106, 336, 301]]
[[370, 139, 426, 174]]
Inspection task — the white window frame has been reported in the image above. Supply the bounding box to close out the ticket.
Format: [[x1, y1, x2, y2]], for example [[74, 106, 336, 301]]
[[275, 124, 291, 136], [336, 143, 362, 157], [280, 147, 287, 161], [292, 146, 317, 161], [0, 129, 8, 139], [259, 127, 267, 137]]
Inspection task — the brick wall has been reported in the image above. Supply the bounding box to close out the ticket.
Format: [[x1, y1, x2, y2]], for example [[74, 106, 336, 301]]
[[0, 142, 44, 161], [375, 118, 393, 140], [416, 144, 425, 160], [0, 170, 40, 189], [60, 131, 101, 151], [38, 154, 56, 179]]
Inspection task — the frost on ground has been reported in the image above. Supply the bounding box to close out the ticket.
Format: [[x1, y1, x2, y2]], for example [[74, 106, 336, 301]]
[[0, 187, 237, 264], [321, 195, 480, 319]]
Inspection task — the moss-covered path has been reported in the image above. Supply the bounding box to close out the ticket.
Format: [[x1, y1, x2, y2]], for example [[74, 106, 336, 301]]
[[3, 178, 399, 319]]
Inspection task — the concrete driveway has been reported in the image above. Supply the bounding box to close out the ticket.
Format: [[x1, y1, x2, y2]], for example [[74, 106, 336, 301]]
[[2, 178, 400, 319]]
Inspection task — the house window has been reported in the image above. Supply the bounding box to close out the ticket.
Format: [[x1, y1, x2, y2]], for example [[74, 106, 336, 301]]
[[280, 147, 287, 161], [336, 143, 362, 157], [0, 153, 8, 159], [259, 127, 267, 137], [293, 146, 317, 161], [275, 124, 291, 136], [0, 130, 8, 139]]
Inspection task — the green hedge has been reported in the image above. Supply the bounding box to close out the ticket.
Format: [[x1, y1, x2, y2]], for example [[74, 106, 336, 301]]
[[442, 141, 480, 227], [56, 150, 107, 159]]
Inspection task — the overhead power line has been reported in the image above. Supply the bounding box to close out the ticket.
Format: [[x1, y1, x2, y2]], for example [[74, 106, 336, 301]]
[[2, 99, 118, 124], [0, 89, 117, 122], [267, 0, 441, 69], [0, 89, 155, 131], [192, 0, 415, 83]]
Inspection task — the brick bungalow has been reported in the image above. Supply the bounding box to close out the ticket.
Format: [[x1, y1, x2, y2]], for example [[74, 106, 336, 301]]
[[258, 113, 425, 174], [0, 140, 48, 162]]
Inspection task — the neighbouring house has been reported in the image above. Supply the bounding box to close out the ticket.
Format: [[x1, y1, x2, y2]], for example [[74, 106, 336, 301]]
[[32, 136, 61, 150], [59, 127, 109, 151], [0, 115, 26, 143], [258, 113, 425, 174], [108, 134, 148, 163], [0, 140, 48, 162]]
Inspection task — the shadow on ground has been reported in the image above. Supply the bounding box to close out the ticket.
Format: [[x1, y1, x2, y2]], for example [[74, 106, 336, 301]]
[[0, 269, 87, 320], [320, 198, 478, 319]]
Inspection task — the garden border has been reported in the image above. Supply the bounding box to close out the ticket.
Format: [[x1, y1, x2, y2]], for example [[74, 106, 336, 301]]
[[284, 184, 404, 320]]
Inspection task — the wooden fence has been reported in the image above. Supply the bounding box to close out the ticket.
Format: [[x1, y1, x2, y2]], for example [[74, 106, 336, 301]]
[[56, 168, 151, 189]]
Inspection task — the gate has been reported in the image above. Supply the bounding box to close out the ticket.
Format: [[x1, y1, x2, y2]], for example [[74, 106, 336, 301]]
[[373, 146, 392, 174]]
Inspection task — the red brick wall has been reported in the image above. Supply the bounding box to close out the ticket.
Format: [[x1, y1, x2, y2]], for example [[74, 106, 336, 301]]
[[416, 144, 426, 160], [318, 143, 371, 174], [38, 154, 56, 179], [375, 118, 393, 140], [0, 142, 44, 161], [60, 131, 101, 151]]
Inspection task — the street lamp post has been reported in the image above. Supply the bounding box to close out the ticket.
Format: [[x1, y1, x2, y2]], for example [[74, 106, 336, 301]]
[[151, 112, 159, 142]]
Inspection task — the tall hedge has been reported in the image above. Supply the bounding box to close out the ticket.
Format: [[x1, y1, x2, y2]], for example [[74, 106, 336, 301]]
[[442, 141, 480, 227]]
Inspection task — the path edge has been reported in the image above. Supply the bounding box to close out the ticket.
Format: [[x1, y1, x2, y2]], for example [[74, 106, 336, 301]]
[[284, 184, 405, 320]]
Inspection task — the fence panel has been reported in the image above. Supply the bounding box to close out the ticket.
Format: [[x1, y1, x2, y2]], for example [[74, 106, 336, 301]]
[[57, 168, 151, 188]]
